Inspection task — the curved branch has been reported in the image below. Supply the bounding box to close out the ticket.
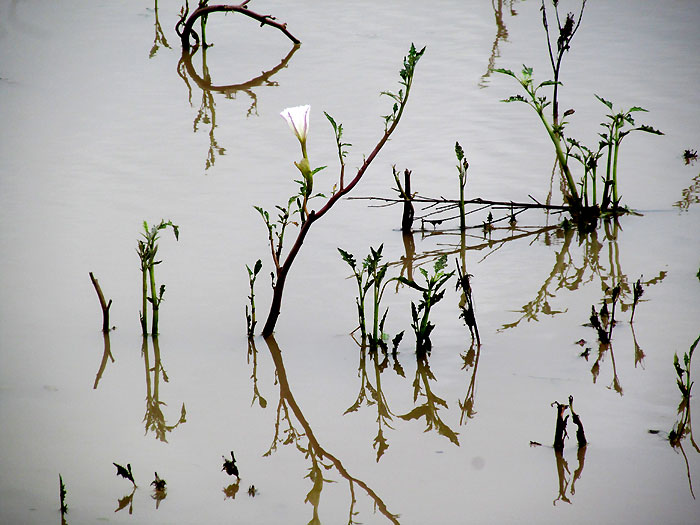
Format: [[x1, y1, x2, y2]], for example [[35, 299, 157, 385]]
[[178, 2, 300, 50]]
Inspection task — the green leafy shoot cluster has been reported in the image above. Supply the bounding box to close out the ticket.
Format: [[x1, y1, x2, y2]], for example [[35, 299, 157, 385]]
[[399, 255, 455, 356], [137, 220, 179, 336]]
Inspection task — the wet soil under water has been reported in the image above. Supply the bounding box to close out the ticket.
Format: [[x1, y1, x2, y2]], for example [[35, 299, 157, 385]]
[[1, 1, 699, 523]]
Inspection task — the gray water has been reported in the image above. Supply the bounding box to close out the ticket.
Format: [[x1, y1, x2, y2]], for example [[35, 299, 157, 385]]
[[1, 1, 699, 523]]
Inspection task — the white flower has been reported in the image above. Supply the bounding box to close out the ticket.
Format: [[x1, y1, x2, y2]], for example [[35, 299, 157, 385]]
[[280, 105, 310, 147]]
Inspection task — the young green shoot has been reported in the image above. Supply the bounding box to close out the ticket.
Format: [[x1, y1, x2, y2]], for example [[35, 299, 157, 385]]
[[137, 220, 179, 336], [246, 259, 263, 338], [455, 142, 469, 231], [399, 255, 454, 356]]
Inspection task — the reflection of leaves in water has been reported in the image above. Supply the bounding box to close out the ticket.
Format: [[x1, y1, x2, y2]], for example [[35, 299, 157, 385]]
[[260, 336, 400, 524], [345, 346, 401, 462], [142, 337, 187, 442], [479, 0, 520, 88], [148, 1, 171, 59], [177, 44, 299, 171], [674, 173, 700, 211], [223, 478, 241, 500], [247, 338, 267, 408], [501, 221, 666, 330], [459, 340, 481, 425], [399, 353, 459, 445], [115, 486, 136, 514]]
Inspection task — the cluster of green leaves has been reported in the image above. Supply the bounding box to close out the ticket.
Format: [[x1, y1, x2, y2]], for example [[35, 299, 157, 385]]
[[399, 255, 454, 356], [339, 244, 401, 351], [137, 220, 179, 336], [494, 66, 579, 204], [381, 43, 426, 131]]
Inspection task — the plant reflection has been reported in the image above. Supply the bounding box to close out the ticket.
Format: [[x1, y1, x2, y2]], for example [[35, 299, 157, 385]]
[[479, 0, 520, 88], [93, 331, 114, 389], [674, 173, 700, 211], [345, 344, 404, 462], [260, 336, 400, 524], [142, 337, 187, 442], [500, 220, 666, 330], [247, 337, 267, 409], [553, 445, 587, 505], [459, 340, 481, 425], [669, 334, 700, 498], [223, 478, 241, 500], [149, 1, 171, 59], [177, 44, 300, 170], [399, 352, 459, 446], [114, 485, 136, 515]]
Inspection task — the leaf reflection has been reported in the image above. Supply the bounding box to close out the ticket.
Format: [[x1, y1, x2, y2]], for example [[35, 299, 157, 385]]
[[148, 1, 171, 59], [345, 344, 402, 462], [177, 44, 300, 170], [459, 340, 482, 425], [500, 220, 666, 330], [260, 336, 400, 524], [399, 352, 459, 446], [479, 0, 519, 88], [142, 337, 187, 442], [114, 485, 136, 515]]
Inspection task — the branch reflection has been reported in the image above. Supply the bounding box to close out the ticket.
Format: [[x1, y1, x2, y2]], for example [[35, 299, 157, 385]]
[[142, 337, 187, 442], [177, 44, 300, 170], [261, 336, 400, 524], [93, 331, 114, 389]]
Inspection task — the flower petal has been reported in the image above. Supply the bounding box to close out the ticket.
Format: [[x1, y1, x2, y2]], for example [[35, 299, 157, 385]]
[[280, 104, 310, 143]]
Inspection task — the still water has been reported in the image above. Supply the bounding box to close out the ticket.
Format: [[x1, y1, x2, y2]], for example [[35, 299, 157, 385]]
[[1, 0, 699, 523]]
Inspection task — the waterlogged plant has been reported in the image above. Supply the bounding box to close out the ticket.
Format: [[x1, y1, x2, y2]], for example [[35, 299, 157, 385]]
[[494, 65, 580, 207], [246, 259, 263, 338], [669, 334, 699, 448], [338, 244, 399, 350], [455, 142, 469, 231], [257, 44, 425, 337], [494, 0, 663, 219], [594, 96, 663, 208], [399, 254, 454, 356], [137, 220, 179, 336]]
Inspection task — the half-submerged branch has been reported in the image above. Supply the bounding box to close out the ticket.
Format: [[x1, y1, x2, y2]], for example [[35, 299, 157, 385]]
[[176, 1, 300, 50]]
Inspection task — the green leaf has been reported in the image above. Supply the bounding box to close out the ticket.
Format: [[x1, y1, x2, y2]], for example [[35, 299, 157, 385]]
[[628, 106, 648, 113], [595, 94, 614, 110], [501, 95, 527, 103], [637, 124, 664, 135], [492, 68, 516, 77]]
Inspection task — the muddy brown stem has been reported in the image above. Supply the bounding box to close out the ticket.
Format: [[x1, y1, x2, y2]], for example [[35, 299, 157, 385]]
[[552, 401, 569, 451], [89, 272, 112, 333]]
